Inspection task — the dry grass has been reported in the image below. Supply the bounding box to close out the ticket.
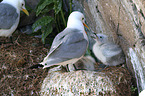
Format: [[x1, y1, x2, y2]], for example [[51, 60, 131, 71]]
[[103, 66, 132, 96], [0, 31, 49, 95], [95, 63, 132, 96]]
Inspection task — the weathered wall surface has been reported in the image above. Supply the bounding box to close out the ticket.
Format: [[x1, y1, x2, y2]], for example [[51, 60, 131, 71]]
[[72, 0, 145, 93]]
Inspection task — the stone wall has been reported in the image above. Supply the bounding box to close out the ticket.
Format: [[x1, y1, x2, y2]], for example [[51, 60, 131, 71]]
[[72, 0, 145, 93]]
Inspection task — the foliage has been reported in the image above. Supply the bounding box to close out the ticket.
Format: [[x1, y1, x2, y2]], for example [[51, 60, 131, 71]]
[[32, 0, 72, 44], [131, 86, 137, 94]]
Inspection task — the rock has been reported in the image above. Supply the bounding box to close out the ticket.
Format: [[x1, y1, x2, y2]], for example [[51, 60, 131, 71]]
[[19, 11, 36, 28], [25, 0, 40, 9], [40, 66, 131, 96], [18, 0, 40, 29], [72, 0, 145, 92]]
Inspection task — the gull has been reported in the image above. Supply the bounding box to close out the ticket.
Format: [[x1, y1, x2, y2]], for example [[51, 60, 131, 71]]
[[40, 11, 89, 69], [0, 0, 29, 38]]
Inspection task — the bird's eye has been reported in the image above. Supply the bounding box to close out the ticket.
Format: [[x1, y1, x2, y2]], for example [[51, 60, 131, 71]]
[[82, 18, 84, 20], [100, 36, 102, 38], [22, 4, 24, 6]]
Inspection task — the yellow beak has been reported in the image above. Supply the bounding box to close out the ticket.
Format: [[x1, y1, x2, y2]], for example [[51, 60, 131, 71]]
[[22, 8, 29, 16], [96, 35, 99, 39], [83, 23, 90, 30]]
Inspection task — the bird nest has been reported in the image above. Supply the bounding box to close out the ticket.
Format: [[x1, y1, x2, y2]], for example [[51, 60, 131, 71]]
[[99, 65, 132, 96], [0, 31, 133, 95], [0, 31, 49, 95]]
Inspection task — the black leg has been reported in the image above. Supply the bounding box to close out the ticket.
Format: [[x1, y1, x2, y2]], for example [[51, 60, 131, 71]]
[[66, 64, 78, 72], [66, 64, 70, 72], [73, 64, 77, 70]]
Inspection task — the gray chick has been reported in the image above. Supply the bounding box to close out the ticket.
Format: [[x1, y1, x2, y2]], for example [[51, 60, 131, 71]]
[[68, 56, 96, 71], [92, 33, 125, 66]]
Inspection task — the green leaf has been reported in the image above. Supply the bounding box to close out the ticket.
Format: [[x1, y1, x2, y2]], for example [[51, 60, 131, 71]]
[[36, 0, 53, 16], [53, 0, 62, 14], [36, 0, 45, 8], [40, 5, 54, 15], [33, 0, 68, 44], [32, 16, 54, 32], [41, 23, 53, 44]]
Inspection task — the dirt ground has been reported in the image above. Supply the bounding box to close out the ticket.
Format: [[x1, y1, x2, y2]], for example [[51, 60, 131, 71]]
[[0, 31, 49, 95]]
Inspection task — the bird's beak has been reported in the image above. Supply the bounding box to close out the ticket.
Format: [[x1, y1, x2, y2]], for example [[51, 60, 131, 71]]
[[91, 35, 99, 40], [83, 23, 90, 30], [91, 33, 98, 39], [22, 7, 29, 16], [95, 35, 99, 39]]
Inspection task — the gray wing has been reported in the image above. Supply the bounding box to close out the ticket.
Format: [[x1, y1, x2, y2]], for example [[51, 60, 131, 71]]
[[46, 28, 88, 64], [45, 28, 70, 58], [101, 43, 122, 57], [48, 28, 69, 52], [0, 3, 18, 29]]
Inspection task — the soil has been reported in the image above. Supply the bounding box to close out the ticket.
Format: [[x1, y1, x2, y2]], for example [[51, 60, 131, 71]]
[[0, 31, 49, 95]]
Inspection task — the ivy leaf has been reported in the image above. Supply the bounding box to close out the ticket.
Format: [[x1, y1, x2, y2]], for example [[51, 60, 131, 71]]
[[32, 16, 54, 32], [36, 0, 53, 16], [53, 0, 62, 14], [41, 23, 53, 44]]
